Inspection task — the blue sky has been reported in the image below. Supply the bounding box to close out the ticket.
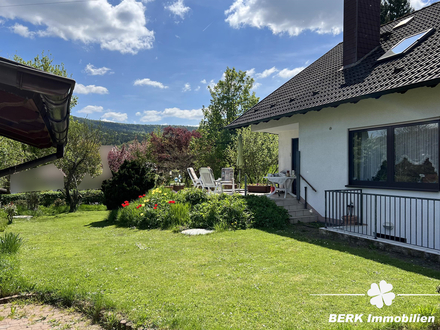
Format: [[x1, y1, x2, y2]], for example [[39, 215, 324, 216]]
[[0, 0, 435, 126]]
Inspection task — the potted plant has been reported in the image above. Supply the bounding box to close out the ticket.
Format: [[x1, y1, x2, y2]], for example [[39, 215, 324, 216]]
[[247, 183, 271, 193]]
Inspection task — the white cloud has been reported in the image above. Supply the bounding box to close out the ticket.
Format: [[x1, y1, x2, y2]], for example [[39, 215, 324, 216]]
[[138, 107, 203, 122], [78, 105, 104, 114], [75, 84, 109, 95], [225, 0, 343, 36], [135, 111, 142, 116], [195, 86, 201, 91], [182, 83, 191, 92], [255, 66, 278, 79], [201, 79, 207, 84], [101, 112, 128, 122], [163, 107, 203, 120], [134, 78, 168, 89], [165, 0, 190, 19], [10, 23, 35, 38], [410, 0, 431, 10], [252, 82, 262, 90], [85, 64, 112, 76], [139, 110, 164, 122], [207, 79, 216, 90], [4, 0, 155, 54], [246, 68, 256, 77], [277, 67, 305, 79]]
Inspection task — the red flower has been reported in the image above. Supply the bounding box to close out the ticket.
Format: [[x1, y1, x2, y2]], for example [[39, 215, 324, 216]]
[[153, 207, 157, 210], [136, 205, 142, 209], [122, 203, 126, 207], [168, 200, 176, 204], [154, 204, 158, 207], [124, 201, 128, 204], [138, 195, 142, 198], [143, 194, 146, 197]]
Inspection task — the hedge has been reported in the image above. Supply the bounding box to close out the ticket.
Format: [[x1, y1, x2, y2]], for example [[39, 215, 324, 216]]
[[0, 190, 104, 207]]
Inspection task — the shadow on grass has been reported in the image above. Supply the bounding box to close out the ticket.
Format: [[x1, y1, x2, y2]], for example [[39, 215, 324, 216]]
[[261, 223, 440, 279], [85, 209, 121, 228]]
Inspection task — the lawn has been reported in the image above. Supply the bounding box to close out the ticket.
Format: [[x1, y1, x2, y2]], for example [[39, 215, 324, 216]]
[[8, 210, 440, 330]]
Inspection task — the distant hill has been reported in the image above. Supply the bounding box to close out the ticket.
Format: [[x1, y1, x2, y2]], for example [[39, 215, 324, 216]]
[[72, 116, 199, 145]]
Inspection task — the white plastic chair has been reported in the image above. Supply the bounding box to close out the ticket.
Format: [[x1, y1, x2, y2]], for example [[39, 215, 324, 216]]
[[220, 168, 235, 194], [199, 167, 222, 194], [187, 167, 202, 188]]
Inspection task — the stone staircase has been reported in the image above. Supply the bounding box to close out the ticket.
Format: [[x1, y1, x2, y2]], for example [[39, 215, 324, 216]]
[[268, 194, 317, 223]]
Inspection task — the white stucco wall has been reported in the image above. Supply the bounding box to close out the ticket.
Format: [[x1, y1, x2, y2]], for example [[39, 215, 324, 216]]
[[252, 85, 440, 219]]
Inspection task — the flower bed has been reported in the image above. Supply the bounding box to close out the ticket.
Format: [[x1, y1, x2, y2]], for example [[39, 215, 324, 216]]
[[113, 187, 289, 231]]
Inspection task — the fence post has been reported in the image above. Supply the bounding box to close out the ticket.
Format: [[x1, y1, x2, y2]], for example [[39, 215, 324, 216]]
[[374, 195, 378, 239], [325, 191, 327, 228], [244, 174, 247, 196], [304, 186, 308, 209]]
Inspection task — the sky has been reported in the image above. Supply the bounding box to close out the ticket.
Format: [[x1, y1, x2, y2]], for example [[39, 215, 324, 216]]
[[0, 0, 436, 126]]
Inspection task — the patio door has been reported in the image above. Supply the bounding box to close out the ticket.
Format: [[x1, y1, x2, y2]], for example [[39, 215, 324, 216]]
[[291, 138, 299, 195]]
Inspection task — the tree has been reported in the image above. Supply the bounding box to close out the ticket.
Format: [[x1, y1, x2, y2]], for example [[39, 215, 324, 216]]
[[197, 67, 259, 176], [55, 118, 102, 212], [107, 138, 150, 173], [149, 127, 201, 184], [226, 127, 278, 184], [381, 0, 414, 24]]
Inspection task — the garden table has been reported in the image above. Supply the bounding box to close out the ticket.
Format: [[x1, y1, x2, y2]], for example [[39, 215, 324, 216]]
[[264, 175, 296, 198]]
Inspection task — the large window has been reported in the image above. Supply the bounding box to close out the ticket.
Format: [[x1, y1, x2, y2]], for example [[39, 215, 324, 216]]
[[349, 121, 439, 191]]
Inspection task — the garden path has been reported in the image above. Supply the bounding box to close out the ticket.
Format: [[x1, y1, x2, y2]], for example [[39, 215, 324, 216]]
[[0, 302, 104, 330]]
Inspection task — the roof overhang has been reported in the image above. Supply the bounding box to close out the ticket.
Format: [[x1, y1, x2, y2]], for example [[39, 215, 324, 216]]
[[0, 56, 75, 148], [226, 78, 440, 130]]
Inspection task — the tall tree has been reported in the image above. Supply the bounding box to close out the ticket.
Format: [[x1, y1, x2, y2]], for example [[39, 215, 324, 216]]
[[55, 118, 102, 212], [197, 67, 259, 176], [381, 0, 414, 24], [226, 127, 278, 184]]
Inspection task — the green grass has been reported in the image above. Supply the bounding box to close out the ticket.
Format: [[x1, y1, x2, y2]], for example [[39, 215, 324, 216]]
[[7, 211, 440, 330]]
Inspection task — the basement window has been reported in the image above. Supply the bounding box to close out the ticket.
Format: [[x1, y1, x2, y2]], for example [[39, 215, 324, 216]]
[[377, 28, 434, 61]]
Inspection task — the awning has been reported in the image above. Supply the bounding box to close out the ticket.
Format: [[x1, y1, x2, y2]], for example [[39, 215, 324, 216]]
[[0, 56, 75, 148]]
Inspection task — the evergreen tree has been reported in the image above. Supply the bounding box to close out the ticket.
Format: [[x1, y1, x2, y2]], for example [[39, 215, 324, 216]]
[[381, 0, 414, 24]]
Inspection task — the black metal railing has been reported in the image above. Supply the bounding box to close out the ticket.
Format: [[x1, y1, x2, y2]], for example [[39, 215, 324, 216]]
[[325, 189, 440, 251]]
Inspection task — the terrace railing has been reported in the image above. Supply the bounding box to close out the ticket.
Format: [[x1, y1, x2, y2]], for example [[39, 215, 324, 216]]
[[325, 189, 440, 251]]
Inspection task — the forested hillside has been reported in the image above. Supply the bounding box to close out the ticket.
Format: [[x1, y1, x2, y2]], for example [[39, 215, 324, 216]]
[[72, 116, 198, 145]]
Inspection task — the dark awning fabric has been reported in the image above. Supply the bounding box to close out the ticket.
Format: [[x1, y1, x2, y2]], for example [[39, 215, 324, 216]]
[[0, 56, 75, 148]]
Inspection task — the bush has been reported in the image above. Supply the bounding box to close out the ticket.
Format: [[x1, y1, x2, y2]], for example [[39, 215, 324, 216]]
[[101, 160, 156, 210], [244, 195, 289, 229], [112, 188, 253, 231], [3, 203, 17, 224], [0, 190, 104, 207], [0, 254, 27, 297], [0, 232, 23, 254], [25, 192, 40, 210]]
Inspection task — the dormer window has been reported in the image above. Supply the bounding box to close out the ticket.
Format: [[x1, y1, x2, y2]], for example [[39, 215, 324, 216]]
[[378, 28, 434, 61]]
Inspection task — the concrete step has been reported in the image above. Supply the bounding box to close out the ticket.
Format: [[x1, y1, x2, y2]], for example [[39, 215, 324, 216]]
[[288, 209, 314, 217], [289, 215, 318, 224], [283, 204, 308, 212]]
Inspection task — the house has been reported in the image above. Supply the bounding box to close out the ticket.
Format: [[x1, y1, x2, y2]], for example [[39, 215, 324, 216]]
[[227, 0, 440, 252]]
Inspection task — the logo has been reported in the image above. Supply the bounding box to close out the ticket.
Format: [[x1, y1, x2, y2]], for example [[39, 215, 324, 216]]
[[367, 280, 395, 308]]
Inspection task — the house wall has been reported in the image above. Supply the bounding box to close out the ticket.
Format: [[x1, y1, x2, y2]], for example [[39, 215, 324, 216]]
[[252, 85, 440, 220]]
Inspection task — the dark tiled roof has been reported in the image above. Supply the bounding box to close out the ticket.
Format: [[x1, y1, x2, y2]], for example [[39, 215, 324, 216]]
[[227, 3, 440, 129]]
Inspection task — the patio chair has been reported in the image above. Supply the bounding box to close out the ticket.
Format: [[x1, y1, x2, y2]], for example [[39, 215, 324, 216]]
[[199, 167, 222, 194], [187, 167, 203, 188], [220, 167, 235, 194]]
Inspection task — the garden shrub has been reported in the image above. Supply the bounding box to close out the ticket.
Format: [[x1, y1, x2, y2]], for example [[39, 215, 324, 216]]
[[0, 232, 23, 254], [244, 195, 289, 229], [113, 188, 253, 231], [101, 160, 156, 210], [0, 190, 104, 207], [25, 191, 40, 210]]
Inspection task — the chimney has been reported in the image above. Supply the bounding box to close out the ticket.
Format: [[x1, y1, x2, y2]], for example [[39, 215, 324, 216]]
[[343, 0, 380, 67]]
